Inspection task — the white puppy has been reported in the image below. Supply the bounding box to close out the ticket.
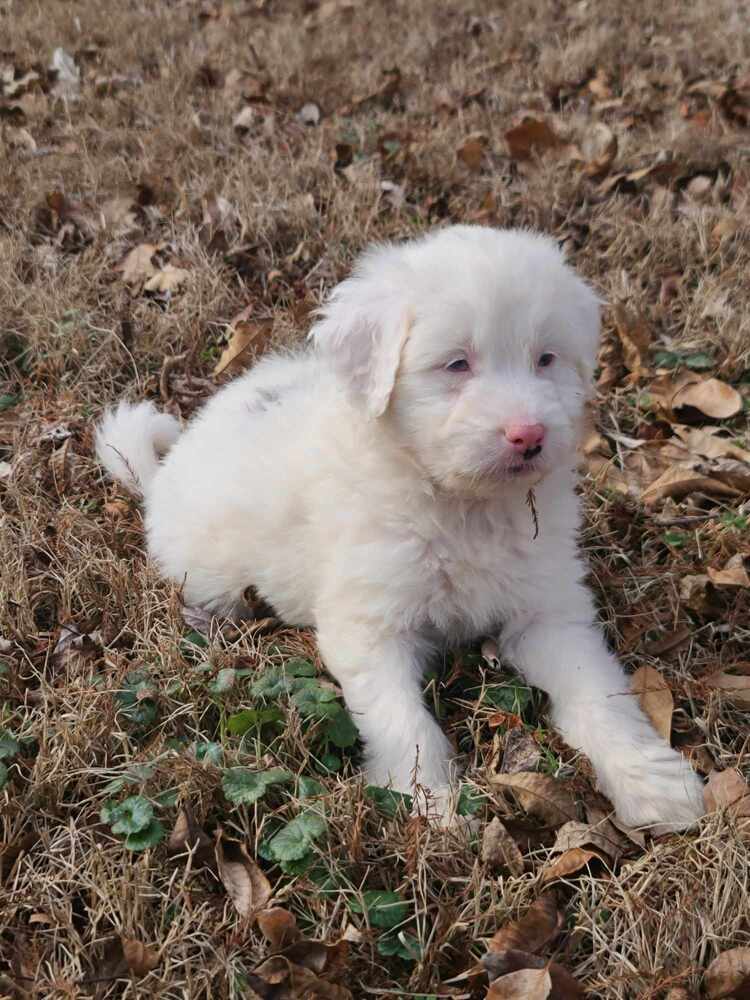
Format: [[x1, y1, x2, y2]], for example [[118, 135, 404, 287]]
[[96, 225, 704, 832]]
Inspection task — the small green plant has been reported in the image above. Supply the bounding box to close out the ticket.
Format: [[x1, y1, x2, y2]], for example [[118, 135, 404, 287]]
[[0, 728, 20, 790], [251, 659, 359, 752], [100, 795, 166, 851], [365, 785, 413, 818], [652, 349, 714, 371], [221, 766, 293, 805], [376, 931, 423, 962], [349, 889, 409, 929], [482, 681, 533, 715], [259, 808, 328, 874], [663, 529, 688, 548], [115, 670, 159, 730], [456, 783, 484, 817], [720, 511, 749, 531]]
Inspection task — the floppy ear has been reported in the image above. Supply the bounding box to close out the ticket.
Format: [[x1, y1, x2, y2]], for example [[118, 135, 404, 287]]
[[570, 278, 604, 393], [309, 247, 412, 418]]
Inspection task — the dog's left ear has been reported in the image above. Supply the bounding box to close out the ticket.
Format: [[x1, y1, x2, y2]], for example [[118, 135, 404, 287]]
[[570, 278, 603, 393], [309, 247, 412, 418]]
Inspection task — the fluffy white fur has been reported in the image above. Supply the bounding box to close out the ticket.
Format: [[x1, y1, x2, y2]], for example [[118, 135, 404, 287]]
[[96, 225, 705, 832]]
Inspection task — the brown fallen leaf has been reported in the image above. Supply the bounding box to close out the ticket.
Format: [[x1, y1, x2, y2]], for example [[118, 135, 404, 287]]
[[546, 840, 609, 882], [168, 807, 212, 855], [586, 803, 646, 850], [703, 670, 750, 706], [711, 215, 740, 245], [612, 305, 651, 382], [144, 264, 189, 295], [487, 967, 551, 999], [631, 665, 673, 741], [500, 727, 543, 774], [643, 626, 692, 657], [481, 816, 525, 875], [671, 376, 742, 421], [548, 818, 622, 858], [704, 947, 750, 999], [707, 554, 750, 588], [214, 308, 272, 376], [641, 464, 739, 506], [490, 772, 577, 826], [704, 769, 750, 820], [704, 459, 750, 493], [252, 939, 351, 999], [257, 907, 300, 950], [581, 122, 617, 176], [505, 118, 562, 161], [672, 424, 750, 463], [117, 243, 164, 286], [483, 950, 584, 999], [457, 136, 486, 172], [121, 938, 160, 976], [52, 625, 101, 673], [214, 829, 272, 919], [489, 893, 562, 954]]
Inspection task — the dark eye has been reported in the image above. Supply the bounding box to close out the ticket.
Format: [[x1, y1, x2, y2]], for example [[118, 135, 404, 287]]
[[446, 358, 470, 373], [538, 352, 556, 369]]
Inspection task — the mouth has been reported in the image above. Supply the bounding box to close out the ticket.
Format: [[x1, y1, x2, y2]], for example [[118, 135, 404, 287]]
[[506, 461, 541, 478]]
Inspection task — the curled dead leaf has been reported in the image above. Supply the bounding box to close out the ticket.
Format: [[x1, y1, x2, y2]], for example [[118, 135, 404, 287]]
[[670, 376, 742, 421], [540, 846, 605, 883], [489, 893, 562, 954], [487, 966, 551, 999], [704, 947, 750, 999], [121, 938, 160, 976], [257, 907, 300, 950], [631, 665, 673, 742], [214, 310, 272, 376], [490, 772, 577, 826], [252, 939, 351, 999], [214, 830, 272, 919], [168, 808, 212, 855], [481, 816, 525, 875]]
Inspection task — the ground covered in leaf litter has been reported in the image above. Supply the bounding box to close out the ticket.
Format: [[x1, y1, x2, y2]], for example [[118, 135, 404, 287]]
[[2, 0, 750, 996]]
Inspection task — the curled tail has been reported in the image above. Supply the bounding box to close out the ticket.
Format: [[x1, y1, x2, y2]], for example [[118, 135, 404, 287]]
[[95, 400, 181, 496]]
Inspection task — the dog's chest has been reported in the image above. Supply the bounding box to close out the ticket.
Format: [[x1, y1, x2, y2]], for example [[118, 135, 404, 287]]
[[406, 504, 538, 635]]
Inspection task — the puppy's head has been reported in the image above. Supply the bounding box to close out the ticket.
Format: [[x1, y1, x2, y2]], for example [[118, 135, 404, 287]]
[[311, 226, 600, 495]]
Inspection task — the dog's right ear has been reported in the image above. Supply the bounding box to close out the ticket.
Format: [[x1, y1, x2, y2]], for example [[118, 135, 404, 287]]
[[309, 247, 412, 418]]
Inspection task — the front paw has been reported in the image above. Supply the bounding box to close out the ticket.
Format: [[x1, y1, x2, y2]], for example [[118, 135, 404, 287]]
[[601, 742, 705, 834]]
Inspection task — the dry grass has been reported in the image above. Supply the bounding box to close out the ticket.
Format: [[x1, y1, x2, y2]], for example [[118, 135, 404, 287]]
[[2, 0, 750, 997]]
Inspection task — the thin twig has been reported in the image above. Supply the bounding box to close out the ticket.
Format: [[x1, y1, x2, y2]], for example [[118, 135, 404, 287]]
[[526, 488, 540, 540]]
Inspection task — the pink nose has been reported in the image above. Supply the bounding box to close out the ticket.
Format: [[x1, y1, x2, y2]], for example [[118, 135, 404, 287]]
[[505, 422, 546, 452]]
